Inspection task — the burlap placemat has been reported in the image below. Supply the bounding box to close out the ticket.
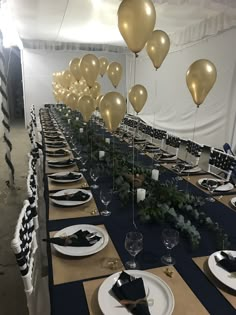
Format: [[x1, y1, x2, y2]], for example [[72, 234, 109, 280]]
[[83, 266, 209, 315], [193, 256, 236, 309], [50, 225, 123, 285], [48, 193, 99, 220], [48, 175, 88, 191]]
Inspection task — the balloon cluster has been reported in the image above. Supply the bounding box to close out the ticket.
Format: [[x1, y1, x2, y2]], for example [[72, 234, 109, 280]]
[[52, 54, 126, 130]]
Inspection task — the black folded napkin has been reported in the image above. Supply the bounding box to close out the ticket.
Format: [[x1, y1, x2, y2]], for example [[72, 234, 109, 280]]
[[134, 138, 146, 143], [44, 229, 101, 247], [45, 136, 63, 141], [201, 179, 222, 189], [49, 172, 81, 180], [111, 272, 151, 315], [217, 252, 236, 272], [51, 190, 89, 201], [48, 159, 74, 166]]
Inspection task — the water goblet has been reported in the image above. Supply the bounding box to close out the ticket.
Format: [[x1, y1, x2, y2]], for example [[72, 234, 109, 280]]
[[100, 188, 113, 216], [90, 168, 99, 189], [206, 179, 218, 202], [125, 231, 143, 269], [80, 157, 88, 172], [161, 228, 179, 265]]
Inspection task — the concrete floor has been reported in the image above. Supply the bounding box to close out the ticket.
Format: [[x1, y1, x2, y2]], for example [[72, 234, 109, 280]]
[[0, 120, 29, 315]]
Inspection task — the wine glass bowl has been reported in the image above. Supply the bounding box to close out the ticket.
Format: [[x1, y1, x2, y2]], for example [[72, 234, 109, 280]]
[[90, 168, 99, 189], [80, 157, 88, 172], [206, 179, 218, 202], [100, 188, 113, 216], [161, 228, 179, 265], [125, 231, 143, 269]]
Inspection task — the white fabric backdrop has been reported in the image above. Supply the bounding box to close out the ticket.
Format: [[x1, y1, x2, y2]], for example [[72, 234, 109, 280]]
[[21, 49, 126, 126], [126, 28, 236, 151]]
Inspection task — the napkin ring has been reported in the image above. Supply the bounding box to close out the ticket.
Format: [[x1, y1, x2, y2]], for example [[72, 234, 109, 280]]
[[119, 288, 154, 307]]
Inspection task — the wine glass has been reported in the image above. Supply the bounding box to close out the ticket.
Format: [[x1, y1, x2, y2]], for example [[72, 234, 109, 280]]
[[206, 179, 218, 202], [80, 157, 88, 172], [125, 231, 143, 269], [100, 188, 113, 216], [161, 228, 179, 265], [90, 168, 99, 189]]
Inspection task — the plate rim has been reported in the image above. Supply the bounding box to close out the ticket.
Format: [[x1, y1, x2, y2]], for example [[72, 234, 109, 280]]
[[208, 250, 236, 291], [98, 269, 175, 315], [50, 188, 92, 206], [53, 224, 109, 256], [49, 171, 83, 183]]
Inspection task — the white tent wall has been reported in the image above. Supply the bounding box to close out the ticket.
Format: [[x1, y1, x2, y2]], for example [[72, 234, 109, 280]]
[[126, 28, 236, 151], [21, 49, 126, 126], [0, 93, 3, 138]]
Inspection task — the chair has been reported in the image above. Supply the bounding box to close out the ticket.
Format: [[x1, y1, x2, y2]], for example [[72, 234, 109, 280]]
[[165, 134, 181, 157], [223, 143, 234, 156], [185, 140, 204, 166], [208, 148, 236, 181], [153, 128, 167, 149], [11, 200, 50, 315]]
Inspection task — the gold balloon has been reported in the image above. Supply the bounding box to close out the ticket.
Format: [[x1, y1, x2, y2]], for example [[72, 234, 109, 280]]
[[96, 94, 104, 110], [100, 92, 126, 132], [69, 58, 82, 81], [118, 0, 156, 54], [186, 59, 217, 106], [129, 84, 148, 113], [107, 62, 122, 88], [90, 81, 101, 99], [80, 54, 100, 88], [65, 92, 78, 110], [78, 95, 95, 122], [99, 57, 109, 77], [61, 70, 72, 89], [146, 30, 170, 69]]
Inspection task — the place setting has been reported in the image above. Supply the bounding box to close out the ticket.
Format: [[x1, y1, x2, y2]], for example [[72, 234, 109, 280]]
[[46, 149, 70, 157], [50, 188, 93, 207], [197, 177, 235, 201], [45, 141, 68, 149], [48, 171, 83, 183], [49, 224, 123, 285], [193, 250, 236, 309]]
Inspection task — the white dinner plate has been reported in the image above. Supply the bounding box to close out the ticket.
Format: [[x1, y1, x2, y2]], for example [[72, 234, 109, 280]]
[[46, 149, 70, 157], [230, 197, 236, 208], [160, 155, 177, 161], [53, 224, 109, 256], [198, 178, 234, 192], [50, 188, 92, 206], [49, 171, 83, 183], [48, 159, 75, 168], [181, 166, 202, 173], [98, 270, 175, 315], [208, 250, 236, 290]]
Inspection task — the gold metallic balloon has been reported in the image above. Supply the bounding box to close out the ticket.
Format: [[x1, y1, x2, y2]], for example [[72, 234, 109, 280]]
[[61, 70, 72, 89], [129, 84, 148, 113], [69, 58, 82, 82], [65, 92, 78, 110], [107, 62, 122, 88], [146, 30, 170, 69], [78, 95, 95, 122], [100, 92, 126, 132], [90, 81, 101, 99], [99, 57, 109, 77], [186, 59, 217, 106], [118, 0, 156, 54], [80, 54, 100, 88]]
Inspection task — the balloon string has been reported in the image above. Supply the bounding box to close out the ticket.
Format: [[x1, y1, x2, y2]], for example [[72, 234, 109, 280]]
[[132, 53, 137, 230], [112, 132, 115, 191], [192, 107, 198, 142]]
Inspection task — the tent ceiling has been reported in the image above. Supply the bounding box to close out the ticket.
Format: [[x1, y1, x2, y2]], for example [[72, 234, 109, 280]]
[[7, 0, 236, 50]]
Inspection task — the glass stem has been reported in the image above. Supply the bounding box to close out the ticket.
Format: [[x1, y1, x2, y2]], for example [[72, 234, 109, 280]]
[[167, 249, 172, 260]]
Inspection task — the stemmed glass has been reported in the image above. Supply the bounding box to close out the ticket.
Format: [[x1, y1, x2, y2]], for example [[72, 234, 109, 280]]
[[90, 168, 99, 189], [80, 157, 88, 172], [100, 188, 113, 216], [206, 179, 218, 202], [125, 231, 143, 269], [161, 228, 179, 265]]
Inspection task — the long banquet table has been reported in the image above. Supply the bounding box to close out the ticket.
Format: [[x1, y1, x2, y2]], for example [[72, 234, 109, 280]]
[[40, 107, 236, 315]]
